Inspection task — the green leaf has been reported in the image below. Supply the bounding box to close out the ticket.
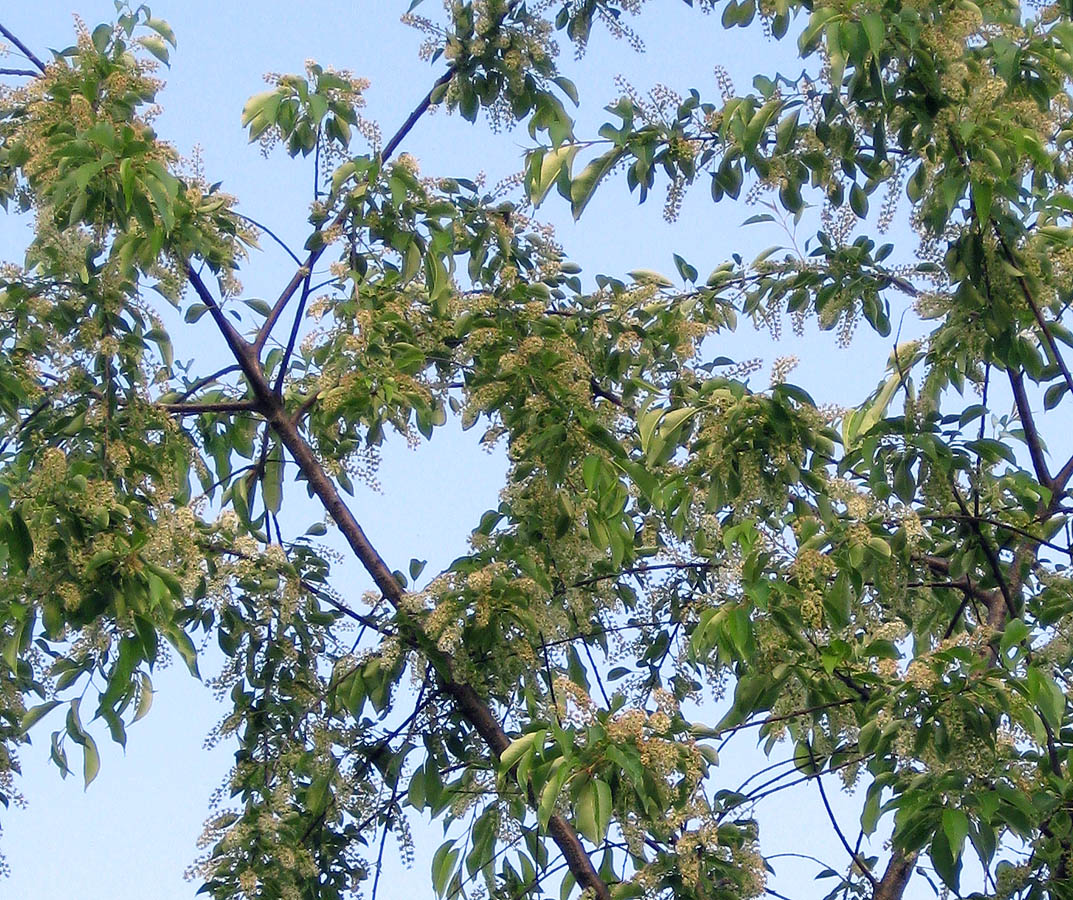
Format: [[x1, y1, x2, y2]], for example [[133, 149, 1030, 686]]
[[1027, 666, 1065, 728], [146, 17, 177, 47], [7, 509, 33, 573], [850, 183, 868, 218], [165, 626, 200, 678], [862, 12, 884, 54], [20, 700, 61, 734], [528, 144, 580, 207], [575, 779, 599, 844], [133, 673, 153, 723], [120, 157, 135, 211], [500, 731, 540, 771], [539, 759, 569, 830], [570, 148, 626, 219], [136, 35, 170, 65], [793, 739, 821, 774], [82, 734, 100, 788], [942, 808, 969, 859], [402, 240, 422, 283], [262, 441, 284, 516], [552, 76, 580, 106], [431, 840, 460, 898], [972, 179, 993, 223]]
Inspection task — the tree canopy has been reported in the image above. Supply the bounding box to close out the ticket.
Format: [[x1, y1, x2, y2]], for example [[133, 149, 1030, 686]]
[[3, 1, 1073, 898]]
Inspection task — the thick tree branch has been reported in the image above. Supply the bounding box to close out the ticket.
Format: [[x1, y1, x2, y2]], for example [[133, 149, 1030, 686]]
[[1008, 369, 1052, 489], [186, 258, 611, 900], [1055, 454, 1073, 496], [265, 402, 611, 900], [160, 400, 259, 415], [873, 850, 917, 900], [185, 265, 259, 376]]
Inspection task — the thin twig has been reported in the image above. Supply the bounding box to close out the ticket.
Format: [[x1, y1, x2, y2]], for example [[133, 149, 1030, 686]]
[[174, 364, 242, 401], [253, 69, 454, 353], [995, 231, 1073, 397], [815, 769, 877, 887], [950, 483, 1017, 622], [919, 513, 1071, 557], [234, 212, 303, 266]]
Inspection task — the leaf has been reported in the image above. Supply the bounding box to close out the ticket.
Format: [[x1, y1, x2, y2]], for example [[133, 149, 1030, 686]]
[[552, 76, 580, 106], [861, 781, 883, 834], [972, 179, 993, 223], [136, 35, 170, 65], [862, 12, 884, 54], [82, 734, 100, 788], [942, 808, 969, 859], [647, 406, 698, 463], [262, 441, 284, 516], [402, 240, 422, 282], [1027, 666, 1065, 728], [528, 144, 579, 207], [570, 148, 626, 219], [7, 509, 33, 573], [850, 183, 868, 218], [146, 17, 177, 47], [538, 759, 569, 830], [500, 731, 540, 771], [575, 779, 599, 844], [242, 90, 280, 128], [165, 626, 200, 678], [119, 157, 135, 211], [627, 269, 674, 288], [133, 673, 153, 723], [431, 840, 459, 898], [793, 739, 821, 775], [20, 700, 61, 734]]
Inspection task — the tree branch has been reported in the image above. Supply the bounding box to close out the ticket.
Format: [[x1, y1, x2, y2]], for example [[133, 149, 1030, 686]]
[[815, 770, 876, 887], [919, 513, 1071, 557], [193, 299, 612, 899], [949, 484, 1017, 623], [1008, 369, 1052, 489], [174, 364, 243, 401], [994, 231, 1073, 396], [0, 23, 46, 73], [873, 850, 917, 900], [253, 68, 455, 354], [160, 400, 259, 415], [185, 265, 259, 375], [234, 211, 303, 266], [382, 69, 453, 160]]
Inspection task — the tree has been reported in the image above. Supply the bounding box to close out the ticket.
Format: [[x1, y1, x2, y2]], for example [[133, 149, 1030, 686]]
[[2, 0, 1073, 897]]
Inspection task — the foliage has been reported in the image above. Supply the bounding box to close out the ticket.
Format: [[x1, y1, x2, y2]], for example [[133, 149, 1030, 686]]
[[2, 1, 1073, 899]]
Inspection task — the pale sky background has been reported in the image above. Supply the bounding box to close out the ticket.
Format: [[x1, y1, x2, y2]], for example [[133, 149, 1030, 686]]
[[0, 2, 937, 898]]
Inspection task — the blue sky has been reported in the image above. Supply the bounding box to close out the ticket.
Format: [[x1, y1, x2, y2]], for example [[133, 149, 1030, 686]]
[[0, 3, 927, 898]]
